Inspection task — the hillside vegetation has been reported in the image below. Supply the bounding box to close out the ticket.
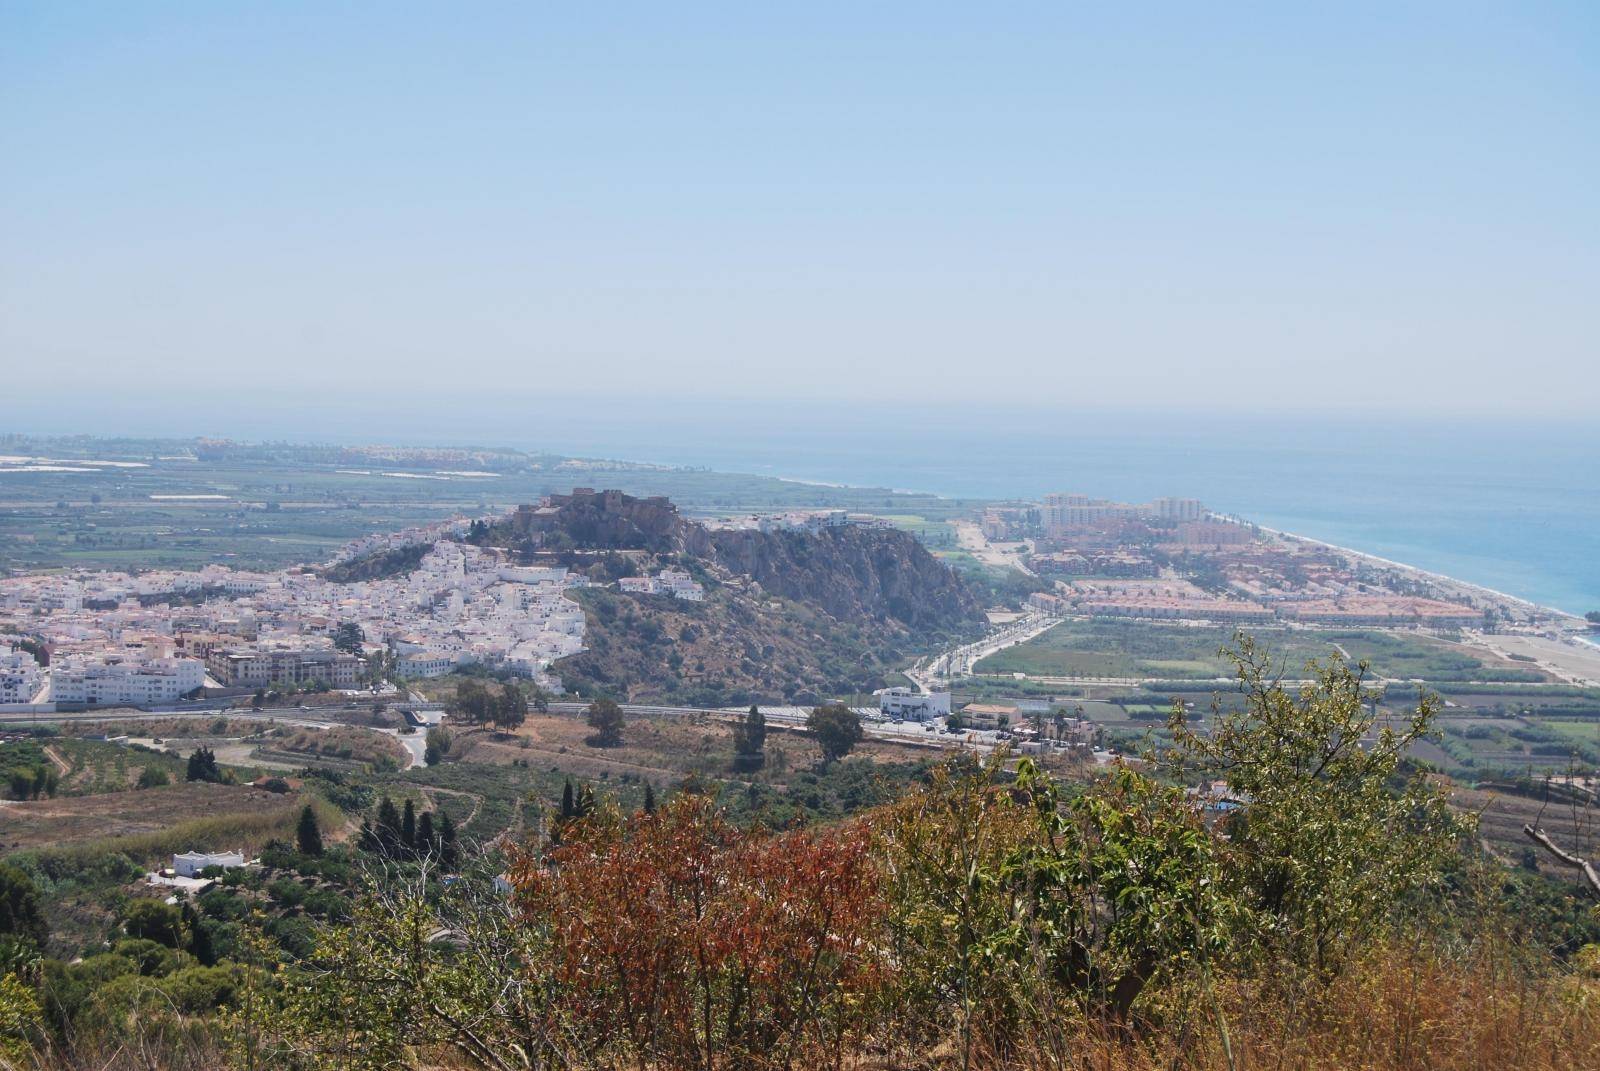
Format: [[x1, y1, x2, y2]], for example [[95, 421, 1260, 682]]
[[4, 638, 1598, 1069]]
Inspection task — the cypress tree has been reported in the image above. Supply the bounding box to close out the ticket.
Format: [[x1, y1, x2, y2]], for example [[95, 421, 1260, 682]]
[[402, 799, 417, 854], [733, 704, 767, 771], [376, 797, 402, 856], [643, 781, 656, 815], [560, 779, 575, 820], [296, 804, 324, 857], [437, 811, 459, 869], [417, 811, 435, 858]]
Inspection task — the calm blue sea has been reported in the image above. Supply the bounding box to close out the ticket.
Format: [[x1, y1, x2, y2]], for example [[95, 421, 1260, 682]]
[[494, 404, 1600, 618]]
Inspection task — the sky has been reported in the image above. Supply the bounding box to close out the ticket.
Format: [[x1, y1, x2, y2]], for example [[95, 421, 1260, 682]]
[[2, 2, 1597, 419]]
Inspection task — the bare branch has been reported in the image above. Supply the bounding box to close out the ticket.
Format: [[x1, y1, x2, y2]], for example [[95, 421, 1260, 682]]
[[1522, 823, 1600, 898]]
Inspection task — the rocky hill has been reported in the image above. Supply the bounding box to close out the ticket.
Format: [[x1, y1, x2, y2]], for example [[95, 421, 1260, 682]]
[[474, 489, 984, 702], [707, 525, 978, 631], [319, 542, 432, 583]]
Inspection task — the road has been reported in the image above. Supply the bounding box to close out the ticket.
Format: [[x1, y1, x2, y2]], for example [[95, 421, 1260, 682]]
[[0, 707, 430, 771], [952, 521, 1036, 576], [907, 610, 1060, 691]]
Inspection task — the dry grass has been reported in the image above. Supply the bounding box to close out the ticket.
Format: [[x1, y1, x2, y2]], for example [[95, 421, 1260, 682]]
[[0, 781, 307, 854], [264, 723, 406, 765], [958, 948, 1600, 1071], [16, 947, 1596, 1071]]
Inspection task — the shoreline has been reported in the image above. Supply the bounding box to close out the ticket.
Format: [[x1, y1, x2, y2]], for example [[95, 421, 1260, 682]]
[[759, 468, 1585, 626], [1252, 523, 1583, 626]]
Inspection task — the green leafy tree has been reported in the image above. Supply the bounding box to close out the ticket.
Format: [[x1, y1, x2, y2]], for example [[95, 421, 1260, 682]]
[[15, 638, 47, 668], [296, 805, 324, 857], [402, 799, 417, 853], [1164, 634, 1463, 978], [8, 765, 57, 801], [332, 621, 365, 654], [364, 650, 390, 689], [136, 765, 171, 789], [585, 697, 625, 748], [0, 971, 43, 1066], [424, 726, 451, 767], [0, 866, 47, 952], [121, 900, 186, 948], [806, 704, 863, 764], [491, 686, 528, 733], [30, 766, 56, 799], [881, 754, 1229, 1055], [450, 679, 494, 724]]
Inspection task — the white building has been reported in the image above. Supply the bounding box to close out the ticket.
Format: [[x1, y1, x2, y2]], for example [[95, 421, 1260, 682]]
[[49, 656, 206, 707], [396, 649, 458, 678], [619, 570, 705, 602], [657, 570, 705, 601], [1151, 497, 1205, 522], [0, 646, 44, 703], [172, 850, 245, 877], [877, 687, 951, 722]]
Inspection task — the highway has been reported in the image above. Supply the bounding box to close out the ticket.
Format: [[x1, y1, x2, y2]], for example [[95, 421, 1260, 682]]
[[907, 610, 1059, 691]]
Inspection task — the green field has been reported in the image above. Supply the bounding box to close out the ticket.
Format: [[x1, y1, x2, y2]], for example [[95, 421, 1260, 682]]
[[1324, 631, 1551, 683], [973, 621, 1552, 684], [973, 621, 1335, 680]]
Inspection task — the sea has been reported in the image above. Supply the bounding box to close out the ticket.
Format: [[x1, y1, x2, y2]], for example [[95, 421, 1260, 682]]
[[487, 403, 1600, 619]]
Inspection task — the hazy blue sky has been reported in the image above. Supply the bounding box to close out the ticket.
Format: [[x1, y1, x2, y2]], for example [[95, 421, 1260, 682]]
[[3, 2, 1596, 417]]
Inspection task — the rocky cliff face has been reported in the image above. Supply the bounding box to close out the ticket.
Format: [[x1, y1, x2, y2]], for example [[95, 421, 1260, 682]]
[[708, 526, 981, 632], [491, 489, 980, 633], [485, 490, 985, 702]]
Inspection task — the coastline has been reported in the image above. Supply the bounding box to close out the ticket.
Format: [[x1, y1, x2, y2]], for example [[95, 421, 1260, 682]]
[[764, 467, 1586, 627], [1252, 523, 1583, 626]]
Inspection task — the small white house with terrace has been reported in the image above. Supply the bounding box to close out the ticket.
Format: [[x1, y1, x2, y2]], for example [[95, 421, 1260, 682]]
[[173, 850, 245, 877]]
